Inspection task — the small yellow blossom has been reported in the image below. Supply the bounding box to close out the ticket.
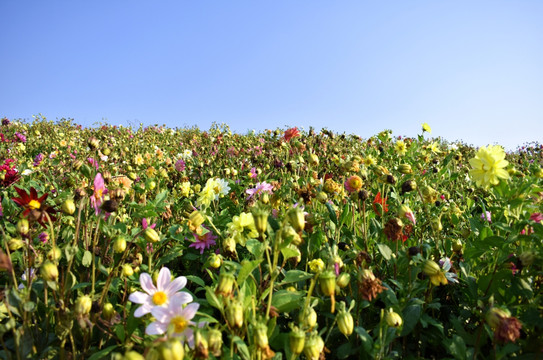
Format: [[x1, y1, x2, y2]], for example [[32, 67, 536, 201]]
[[308, 259, 325, 273], [422, 123, 431, 134], [395, 140, 407, 156], [469, 145, 510, 188]]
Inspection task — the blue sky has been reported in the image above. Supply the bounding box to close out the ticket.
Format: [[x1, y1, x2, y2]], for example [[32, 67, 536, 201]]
[[1, 1, 542, 151]]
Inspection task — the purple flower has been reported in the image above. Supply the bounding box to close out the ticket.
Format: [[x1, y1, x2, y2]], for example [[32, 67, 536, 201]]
[[33, 153, 44, 167], [245, 181, 274, 200], [249, 167, 257, 179], [142, 218, 156, 229], [175, 159, 186, 172], [14, 132, 26, 143], [38, 232, 48, 243], [188, 228, 217, 254], [481, 211, 492, 223]]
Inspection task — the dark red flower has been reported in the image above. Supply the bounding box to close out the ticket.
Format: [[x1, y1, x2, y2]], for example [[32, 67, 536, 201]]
[[12, 187, 57, 226]]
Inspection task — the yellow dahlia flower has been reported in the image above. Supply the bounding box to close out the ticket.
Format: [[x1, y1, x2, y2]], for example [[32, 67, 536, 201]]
[[469, 145, 510, 188]]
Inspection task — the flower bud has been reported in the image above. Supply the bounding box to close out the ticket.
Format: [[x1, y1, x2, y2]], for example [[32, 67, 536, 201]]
[[75, 295, 92, 315], [47, 246, 62, 262], [61, 199, 76, 215], [309, 154, 319, 166], [304, 332, 324, 360], [122, 264, 134, 277], [486, 307, 511, 329], [208, 328, 223, 357], [216, 272, 235, 296], [189, 210, 205, 228], [299, 307, 317, 329], [252, 207, 269, 237], [452, 239, 463, 253], [143, 228, 160, 243], [422, 260, 441, 277], [226, 300, 244, 328], [88, 137, 99, 150], [113, 236, 127, 253], [123, 351, 144, 360], [385, 309, 403, 328], [316, 191, 328, 203], [41, 261, 59, 282], [337, 310, 354, 336], [430, 217, 443, 232], [254, 322, 269, 349], [401, 180, 417, 193], [398, 163, 413, 174], [336, 272, 351, 288], [8, 238, 24, 251], [289, 327, 305, 355], [282, 225, 302, 246], [102, 302, 115, 321], [17, 219, 30, 235], [421, 185, 438, 204], [208, 253, 222, 269], [288, 207, 305, 232], [319, 270, 336, 296]]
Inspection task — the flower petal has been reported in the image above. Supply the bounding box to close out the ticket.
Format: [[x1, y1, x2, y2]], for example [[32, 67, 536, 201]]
[[157, 267, 171, 291], [166, 276, 187, 294], [146, 321, 168, 335], [128, 291, 150, 304], [140, 273, 157, 294]]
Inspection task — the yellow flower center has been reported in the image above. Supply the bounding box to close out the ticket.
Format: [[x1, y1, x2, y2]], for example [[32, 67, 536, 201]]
[[28, 200, 41, 210], [152, 291, 168, 305], [170, 315, 188, 333]]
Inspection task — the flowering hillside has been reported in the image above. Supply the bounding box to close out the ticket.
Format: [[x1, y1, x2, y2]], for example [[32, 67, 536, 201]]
[[1, 116, 542, 359]]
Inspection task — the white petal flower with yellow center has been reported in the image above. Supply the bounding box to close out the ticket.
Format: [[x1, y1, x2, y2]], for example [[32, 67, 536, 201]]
[[129, 267, 192, 318], [145, 297, 200, 345]]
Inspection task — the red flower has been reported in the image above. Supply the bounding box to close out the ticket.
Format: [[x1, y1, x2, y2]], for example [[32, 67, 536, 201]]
[[372, 192, 389, 216], [12, 187, 57, 226], [284, 127, 301, 142]]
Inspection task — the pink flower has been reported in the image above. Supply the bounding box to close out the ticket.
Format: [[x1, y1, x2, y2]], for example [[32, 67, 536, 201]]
[[530, 212, 543, 223], [284, 127, 301, 142], [481, 211, 492, 223], [189, 228, 217, 254], [91, 173, 107, 215], [175, 159, 186, 172], [146, 297, 199, 346], [249, 167, 257, 179], [142, 218, 156, 229], [245, 181, 274, 200]]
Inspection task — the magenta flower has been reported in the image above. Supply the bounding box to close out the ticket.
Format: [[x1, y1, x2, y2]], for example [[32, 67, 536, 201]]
[[481, 211, 492, 223], [249, 167, 257, 179], [91, 173, 107, 215], [530, 212, 543, 223], [175, 159, 186, 172], [142, 218, 156, 229], [245, 181, 274, 200], [189, 229, 217, 254]]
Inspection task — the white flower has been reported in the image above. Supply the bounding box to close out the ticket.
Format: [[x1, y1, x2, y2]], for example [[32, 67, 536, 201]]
[[18, 268, 36, 289], [439, 258, 459, 284], [182, 149, 192, 159], [212, 178, 230, 199], [146, 296, 200, 345], [21, 169, 33, 176], [128, 267, 192, 318]]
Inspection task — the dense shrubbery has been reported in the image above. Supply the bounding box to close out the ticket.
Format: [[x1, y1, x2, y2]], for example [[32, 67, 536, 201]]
[[1, 116, 542, 359]]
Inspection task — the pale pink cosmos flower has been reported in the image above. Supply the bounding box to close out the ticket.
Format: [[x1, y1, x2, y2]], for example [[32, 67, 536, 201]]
[[90, 173, 107, 215], [128, 267, 192, 318], [245, 181, 273, 200], [145, 296, 200, 345]]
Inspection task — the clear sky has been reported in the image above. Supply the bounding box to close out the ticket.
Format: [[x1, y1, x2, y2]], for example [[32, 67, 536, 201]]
[[1, 1, 542, 151]]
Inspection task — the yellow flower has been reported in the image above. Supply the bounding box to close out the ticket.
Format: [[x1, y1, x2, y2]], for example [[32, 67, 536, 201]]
[[422, 123, 431, 133], [469, 145, 510, 188], [134, 154, 144, 165], [180, 181, 191, 197], [228, 212, 258, 246], [428, 141, 440, 154], [364, 155, 376, 167], [308, 259, 325, 273], [395, 140, 407, 156]]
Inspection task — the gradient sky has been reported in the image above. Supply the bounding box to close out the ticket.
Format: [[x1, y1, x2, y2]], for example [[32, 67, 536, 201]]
[[1, 1, 542, 151]]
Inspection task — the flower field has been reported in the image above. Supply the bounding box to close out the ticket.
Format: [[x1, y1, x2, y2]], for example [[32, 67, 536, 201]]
[[1, 117, 542, 359]]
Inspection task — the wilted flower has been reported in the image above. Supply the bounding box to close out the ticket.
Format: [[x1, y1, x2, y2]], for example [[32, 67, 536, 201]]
[[469, 145, 510, 188], [358, 269, 385, 301]]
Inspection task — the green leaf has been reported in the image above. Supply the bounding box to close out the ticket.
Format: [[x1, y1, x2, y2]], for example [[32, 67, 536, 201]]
[[280, 246, 300, 260], [400, 305, 421, 336], [279, 270, 313, 285], [245, 239, 264, 258], [377, 243, 392, 261], [325, 202, 338, 224], [186, 275, 205, 288], [237, 259, 262, 285], [64, 244, 78, 262], [271, 290, 304, 312], [205, 287, 223, 311], [233, 336, 250, 360], [153, 190, 168, 207], [355, 326, 373, 353], [88, 345, 118, 360], [82, 250, 93, 267]]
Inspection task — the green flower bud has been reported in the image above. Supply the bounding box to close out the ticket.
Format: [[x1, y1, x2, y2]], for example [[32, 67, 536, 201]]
[[288, 207, 305, 232], [41, 261, 59, 282], [61, 199, 76, 215], [16, 219, 30, 235], [216, 272, 235, 297], [336, 272, 351, 288], [102, 303, 115, 321], [304, 332, 324, 360], [422, 260, 441, 277], [226, 300, 244, 328], [299, 307, 317, 329], [282, 225, 302, 246], [123, 351, 144, 360], [252, 207, 269, 237], [8, 238, 24, 251], [47, 246, 62, 262], [452, 239, 463, 253], [208, 253, 222, 269], [143, 228, 160, 243], [398, 163, 413, 174], [75, 295, 92, 315], [254, 322, 269, 349], [519, 252, 536, 267], [385, 309, 403, 328], [337, 310, 354, 336], [289, 327, 305, 355], [319, 270, 336, 296], [122, 264, 134, 277], [208, 328, 223, 357], [113, 236, 127, 253]]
